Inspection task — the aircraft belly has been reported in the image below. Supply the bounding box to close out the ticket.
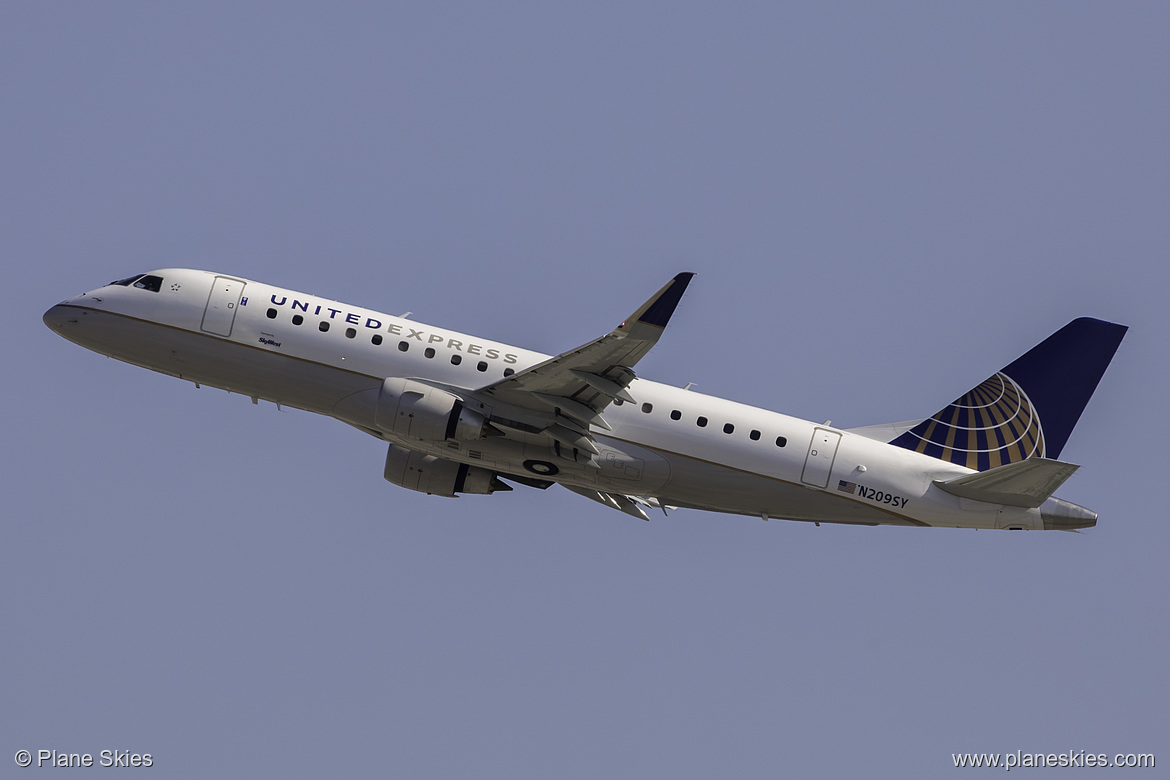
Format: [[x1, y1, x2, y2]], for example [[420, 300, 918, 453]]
[[62, 309, 374, 414], [653, 450, 917, 526], [587, 439, 671, 492]]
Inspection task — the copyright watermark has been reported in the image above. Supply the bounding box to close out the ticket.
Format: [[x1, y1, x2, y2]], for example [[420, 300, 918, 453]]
[[14, 749, 153, 768], [953, 750, 1155, 770]]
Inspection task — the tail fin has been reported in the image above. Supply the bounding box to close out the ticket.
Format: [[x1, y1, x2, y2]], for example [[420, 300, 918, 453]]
[[889, 318, 1127, 471]]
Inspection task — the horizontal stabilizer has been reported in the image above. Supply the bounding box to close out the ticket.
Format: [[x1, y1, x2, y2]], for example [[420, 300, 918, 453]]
[[934, 458, 1080, 508]]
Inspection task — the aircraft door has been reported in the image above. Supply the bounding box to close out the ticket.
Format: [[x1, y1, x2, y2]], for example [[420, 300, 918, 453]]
[[801, 428, 841, 489], [201, 276, 246, 337]]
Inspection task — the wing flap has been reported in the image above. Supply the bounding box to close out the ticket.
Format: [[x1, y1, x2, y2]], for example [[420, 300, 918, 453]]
[[532, 392, 612, 430], [545, 423, 601, 455], [570, 369, 637, 403], [562, 484, 654, 521]]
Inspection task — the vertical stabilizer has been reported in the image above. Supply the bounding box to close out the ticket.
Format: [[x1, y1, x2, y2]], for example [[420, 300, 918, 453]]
[[889, 318, 1127, 471]]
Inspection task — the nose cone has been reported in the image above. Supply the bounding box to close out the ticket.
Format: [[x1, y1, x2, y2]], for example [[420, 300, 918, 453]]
[[43, 299, 99, 349], [43, 302, 78, 332]]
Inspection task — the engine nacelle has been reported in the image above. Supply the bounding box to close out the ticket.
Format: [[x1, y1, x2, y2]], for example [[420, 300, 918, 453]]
[[374, 377, 486, 443], [383, 443, 505, 497]]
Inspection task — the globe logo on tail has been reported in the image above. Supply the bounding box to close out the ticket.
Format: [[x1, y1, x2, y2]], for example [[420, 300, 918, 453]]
[[894, 372, 1045, 471]]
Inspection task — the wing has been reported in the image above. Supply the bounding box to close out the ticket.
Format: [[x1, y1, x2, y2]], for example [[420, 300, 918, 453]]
[[470, 272, 694, 455], [560, 484, 671, 521]]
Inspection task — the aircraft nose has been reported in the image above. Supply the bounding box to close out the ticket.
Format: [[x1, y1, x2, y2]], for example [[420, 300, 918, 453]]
[[43, 303, 77, 331]]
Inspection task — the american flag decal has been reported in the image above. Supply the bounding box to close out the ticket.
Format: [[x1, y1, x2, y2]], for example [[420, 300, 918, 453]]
[[837, 480, 857, 494]]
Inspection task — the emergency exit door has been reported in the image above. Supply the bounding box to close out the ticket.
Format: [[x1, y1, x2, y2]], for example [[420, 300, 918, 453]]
[[201, 276, 246, 337]]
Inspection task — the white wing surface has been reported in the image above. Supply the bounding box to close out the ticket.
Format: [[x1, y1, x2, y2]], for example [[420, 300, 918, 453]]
[[470, 273, 694, 453]]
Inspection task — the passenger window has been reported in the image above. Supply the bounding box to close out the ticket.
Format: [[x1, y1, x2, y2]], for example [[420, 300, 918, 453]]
[[776, 436, 787, 448], [345, 328, 357, 339], [451, 354, 462, 365], [266, 308, 278, 319], [398, 341, 409, 352], [641, 403, 653, 414], [503, 367, 514, 377], [670, 410, 682, 421], [723, 423, 734, 434], [477, 361, 488, 372], [697, 416, 708, 428], [319, 321, 330, 332], [424, 347, 435, 359], [372, 334, 383, 346], [750, 430, 761, 441], [292, 314, 304, 326]]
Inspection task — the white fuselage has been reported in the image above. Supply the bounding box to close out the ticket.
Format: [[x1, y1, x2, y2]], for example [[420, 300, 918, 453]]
[[44, 269, 1060, 530]]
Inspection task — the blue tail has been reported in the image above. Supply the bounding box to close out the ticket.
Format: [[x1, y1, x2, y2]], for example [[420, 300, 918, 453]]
[[889, 318, 1127, 471]]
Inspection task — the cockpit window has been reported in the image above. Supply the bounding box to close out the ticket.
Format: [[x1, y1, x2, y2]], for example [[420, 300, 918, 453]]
[[108, 274, 164, 291], [133, 275, 163, 292]]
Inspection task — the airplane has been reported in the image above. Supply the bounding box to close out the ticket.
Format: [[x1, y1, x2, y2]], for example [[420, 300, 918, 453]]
[[43, 269, 1126, 531]]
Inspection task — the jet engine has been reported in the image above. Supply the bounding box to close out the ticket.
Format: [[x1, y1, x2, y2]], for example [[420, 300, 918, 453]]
[[375, 377, 486, 443], [383, 443, 510, 497]]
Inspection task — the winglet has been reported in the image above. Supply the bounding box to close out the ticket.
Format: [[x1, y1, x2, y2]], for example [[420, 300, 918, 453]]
[[620, 272, 695, 333]]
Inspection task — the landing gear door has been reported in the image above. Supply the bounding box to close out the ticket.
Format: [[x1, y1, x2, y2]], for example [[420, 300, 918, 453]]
[[801, 428, 841, 489], [202, 276, 246, 337]]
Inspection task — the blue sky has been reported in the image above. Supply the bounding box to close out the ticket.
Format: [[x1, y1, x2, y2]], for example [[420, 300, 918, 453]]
[[3, 3, 1167, 777]]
